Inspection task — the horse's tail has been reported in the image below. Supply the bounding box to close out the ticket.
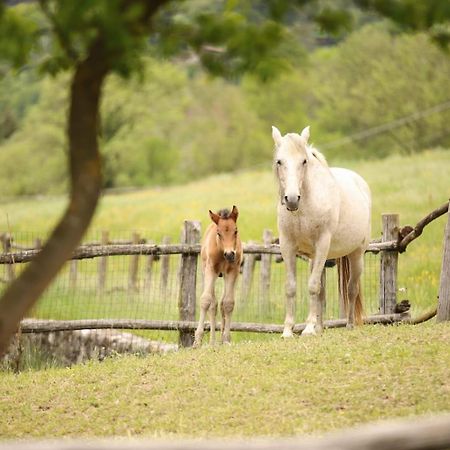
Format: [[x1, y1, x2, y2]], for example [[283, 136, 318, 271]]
[[337, 256, 364, 325]]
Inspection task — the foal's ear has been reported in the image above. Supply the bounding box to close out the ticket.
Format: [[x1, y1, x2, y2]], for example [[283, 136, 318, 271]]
[[272, 126, 282, 147], [209, 210, 220, 225], [230, 205, 239, 222], [300, 125, 310, 143]]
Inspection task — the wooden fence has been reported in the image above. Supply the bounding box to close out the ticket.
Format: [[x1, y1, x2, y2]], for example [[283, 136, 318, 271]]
[[0, 413, 449, 450], [1, 202, 449, 347]]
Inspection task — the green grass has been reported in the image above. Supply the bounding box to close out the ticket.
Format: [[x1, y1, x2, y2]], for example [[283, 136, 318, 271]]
[[1, 323, 449, 438]]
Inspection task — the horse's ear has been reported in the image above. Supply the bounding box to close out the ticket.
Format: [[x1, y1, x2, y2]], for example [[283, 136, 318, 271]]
[[209, 210, 220, 225], [272, 126, 282, 147], [300, 125, 310, 143], [230, 205, 239, 222]]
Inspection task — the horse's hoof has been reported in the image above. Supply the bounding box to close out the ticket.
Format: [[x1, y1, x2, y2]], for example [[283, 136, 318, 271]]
[[302, 324, 318, 336], [346, 323, 355, 330], [282, 329, 294, 339], [193, 341, 201, 348]]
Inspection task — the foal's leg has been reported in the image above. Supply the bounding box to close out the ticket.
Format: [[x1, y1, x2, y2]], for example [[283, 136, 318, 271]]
[[303, 233, 331, 336], [346, 249, 364, 329], [220, 268, 238, 344], [281, 243, 297, 338], [194, 266, 217, 347]]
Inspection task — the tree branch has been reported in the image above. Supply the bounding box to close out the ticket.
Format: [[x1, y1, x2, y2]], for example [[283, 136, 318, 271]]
[[397, 201, 450, 253]]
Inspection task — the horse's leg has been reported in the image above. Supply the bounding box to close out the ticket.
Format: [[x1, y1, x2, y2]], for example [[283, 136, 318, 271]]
[[303, 233, 331, 336], [346, 249, 364, 329], [220, 268, 238, 344], [194, 266, 217, 347], [209, 278, 218, 346], [281, 243, 297, 338]]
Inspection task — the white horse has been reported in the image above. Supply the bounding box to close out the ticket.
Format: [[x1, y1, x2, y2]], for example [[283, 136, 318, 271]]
[[272, 125, 371, 336]]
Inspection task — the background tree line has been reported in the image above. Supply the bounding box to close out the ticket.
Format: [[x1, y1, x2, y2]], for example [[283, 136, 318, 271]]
[[0, 3, 449, 198]]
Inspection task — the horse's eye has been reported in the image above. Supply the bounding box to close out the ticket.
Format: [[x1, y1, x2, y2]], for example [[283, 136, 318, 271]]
[[276, 159, 282, 166], [302, 159, 307, 165], [234, 230, 238, 236], [217, 232, 221, 239]]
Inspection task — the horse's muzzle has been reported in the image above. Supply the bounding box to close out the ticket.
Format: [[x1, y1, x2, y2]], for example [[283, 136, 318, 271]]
[[284, 195, 300, 212], [224, 251, 236, 263]]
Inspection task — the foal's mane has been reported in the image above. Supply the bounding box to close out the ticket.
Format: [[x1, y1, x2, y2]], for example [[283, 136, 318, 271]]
[[217, 208, 231, 219]]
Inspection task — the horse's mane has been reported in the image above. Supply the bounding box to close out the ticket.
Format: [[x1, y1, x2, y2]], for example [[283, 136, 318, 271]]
[[283, 134, 328, 167], [308, 145, 328, 167]]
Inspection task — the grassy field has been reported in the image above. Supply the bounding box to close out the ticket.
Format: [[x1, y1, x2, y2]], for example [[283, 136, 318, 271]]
[[0, 151, 449, 439], [0, 323, 449, 438], [1, 149, 449, 239]]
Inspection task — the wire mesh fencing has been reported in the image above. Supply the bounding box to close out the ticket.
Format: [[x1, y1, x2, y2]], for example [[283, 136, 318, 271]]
[[1, 230, 382, 347]]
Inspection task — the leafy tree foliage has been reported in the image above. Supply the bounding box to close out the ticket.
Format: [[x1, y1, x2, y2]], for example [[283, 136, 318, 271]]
[[1, 22, 448, 196]]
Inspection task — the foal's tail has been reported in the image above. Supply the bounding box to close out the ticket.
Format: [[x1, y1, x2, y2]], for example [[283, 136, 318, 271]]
[[337, 256, 364, 325]]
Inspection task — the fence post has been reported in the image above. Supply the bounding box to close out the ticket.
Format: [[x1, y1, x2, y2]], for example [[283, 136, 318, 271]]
[[1, 234, 15, 282], [69, 259, 78, 288], [241, 240, 257, 301], [160, 236, 171, 297], [178, 221, 200, 347], [437, 204, 450, 322], [98, 230, 109, 293], [128, 232, 140, 292], [379, 213, 399, 314], [259, 230, 273, 315], [34, 238, 42, 250], [144, 240, 155, 292]]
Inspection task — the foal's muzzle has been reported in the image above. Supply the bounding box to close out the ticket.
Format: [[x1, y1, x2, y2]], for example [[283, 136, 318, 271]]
[[224, 251, 236, 263], [284, 195, 300, 212]]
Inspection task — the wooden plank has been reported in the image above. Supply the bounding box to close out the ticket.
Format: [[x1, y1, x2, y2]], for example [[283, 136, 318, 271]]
[[437, 205, 450, 322], [3, 414, 449, 450], [144, 240, 155, 292], [159, 236, 171, 297], [19, 312, 410, 334], [128, 232, 140, 292], [97, 230, 109, 293], [1, 234, 15, 281], [241, 240, 257, 301], [0, 240, 399, 265], [259, 230, 273, 314], [380, 214, 399, 314], [69, 260, 77, 289], [178, 221, 200, 347]]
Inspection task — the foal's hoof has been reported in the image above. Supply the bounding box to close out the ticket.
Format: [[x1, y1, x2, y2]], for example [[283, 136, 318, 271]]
[[346, 323, 355, 330], [193, 335, 203, 348], [282, 328, 294, 339]]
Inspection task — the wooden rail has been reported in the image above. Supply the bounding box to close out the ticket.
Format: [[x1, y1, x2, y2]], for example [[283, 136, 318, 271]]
[[0, 413, 449, 450], [19, 313, 409, 334], [0, 240, 398, 264]]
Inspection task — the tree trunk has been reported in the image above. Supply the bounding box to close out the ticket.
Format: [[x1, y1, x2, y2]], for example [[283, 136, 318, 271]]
[[0, 0, 174, 355], [0, 46, 108, 356]]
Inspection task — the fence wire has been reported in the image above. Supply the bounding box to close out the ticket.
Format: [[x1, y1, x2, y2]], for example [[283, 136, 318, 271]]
[[1, 231, 381, 348]]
